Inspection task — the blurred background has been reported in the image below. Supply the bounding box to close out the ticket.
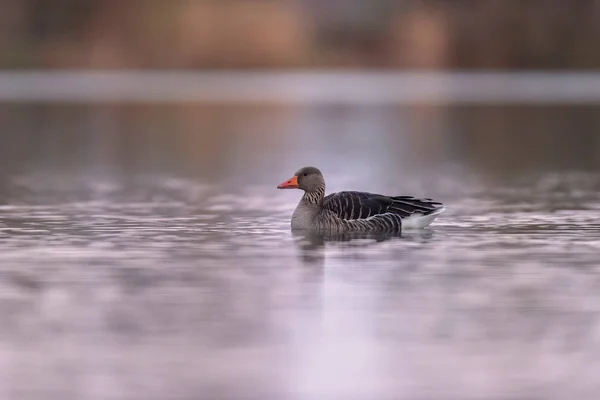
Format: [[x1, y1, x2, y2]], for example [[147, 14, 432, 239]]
[[2, 1, 600, 400], [3, 0, 600, 69], [1, 0, 600, 183]]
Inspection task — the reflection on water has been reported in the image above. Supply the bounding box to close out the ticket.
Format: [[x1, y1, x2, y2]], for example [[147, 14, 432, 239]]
[[0, 103, 600, 399], [292, 230, 433, 265]]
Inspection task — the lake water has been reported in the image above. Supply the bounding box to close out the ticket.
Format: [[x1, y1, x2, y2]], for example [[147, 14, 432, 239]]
[[1, 101, 600, 400]]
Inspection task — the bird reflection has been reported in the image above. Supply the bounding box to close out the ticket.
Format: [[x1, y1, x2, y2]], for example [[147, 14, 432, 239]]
[[291, 228, 435, 266]]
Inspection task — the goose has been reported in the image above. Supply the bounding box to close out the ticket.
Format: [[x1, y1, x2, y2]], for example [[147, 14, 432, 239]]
[[277, 166, 445, 232]]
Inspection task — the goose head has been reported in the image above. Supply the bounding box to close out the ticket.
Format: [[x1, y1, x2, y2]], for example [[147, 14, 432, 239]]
[[277, 166, 324, 194]]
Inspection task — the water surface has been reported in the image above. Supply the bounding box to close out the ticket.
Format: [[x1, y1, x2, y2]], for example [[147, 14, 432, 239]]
[[1, 103, 600, 399]]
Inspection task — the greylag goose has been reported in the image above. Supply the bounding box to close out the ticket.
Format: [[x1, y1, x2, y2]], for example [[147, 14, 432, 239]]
[[277, 166, 445, 232]]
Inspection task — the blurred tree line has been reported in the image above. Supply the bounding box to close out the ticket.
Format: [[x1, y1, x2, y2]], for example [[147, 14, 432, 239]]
[[1, 0, 600, 69]]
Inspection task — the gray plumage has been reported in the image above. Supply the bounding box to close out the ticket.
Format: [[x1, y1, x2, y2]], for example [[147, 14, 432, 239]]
[[278, 166, 446, 233]]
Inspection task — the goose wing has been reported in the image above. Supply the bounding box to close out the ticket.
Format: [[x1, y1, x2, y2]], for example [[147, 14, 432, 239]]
[[322, 191, 444, 220]]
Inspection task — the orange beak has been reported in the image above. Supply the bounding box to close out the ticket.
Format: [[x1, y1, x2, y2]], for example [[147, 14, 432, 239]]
[[277, 175, 299, 189]]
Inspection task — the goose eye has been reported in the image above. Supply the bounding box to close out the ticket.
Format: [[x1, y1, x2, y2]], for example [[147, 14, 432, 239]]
[[303, 173, 308, 177]]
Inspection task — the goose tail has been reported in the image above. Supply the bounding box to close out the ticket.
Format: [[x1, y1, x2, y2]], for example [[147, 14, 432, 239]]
[[402, 205, 446, 229]]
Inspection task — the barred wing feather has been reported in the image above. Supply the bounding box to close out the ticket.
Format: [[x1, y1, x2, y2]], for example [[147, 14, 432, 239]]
[[322, 191, 444, 221]]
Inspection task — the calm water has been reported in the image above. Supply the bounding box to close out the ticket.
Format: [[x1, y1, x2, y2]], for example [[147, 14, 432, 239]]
[[1, 103, 600, 400]]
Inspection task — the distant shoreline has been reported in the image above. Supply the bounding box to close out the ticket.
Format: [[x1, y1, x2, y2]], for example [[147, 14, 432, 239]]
[[1, 70, 600, 104]]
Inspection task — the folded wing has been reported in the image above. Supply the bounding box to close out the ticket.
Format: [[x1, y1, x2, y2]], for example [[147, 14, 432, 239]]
[[322, 191, 444, 221]]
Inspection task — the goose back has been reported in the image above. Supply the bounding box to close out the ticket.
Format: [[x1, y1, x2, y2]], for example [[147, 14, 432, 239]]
[[322, 191, 444, 220]]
